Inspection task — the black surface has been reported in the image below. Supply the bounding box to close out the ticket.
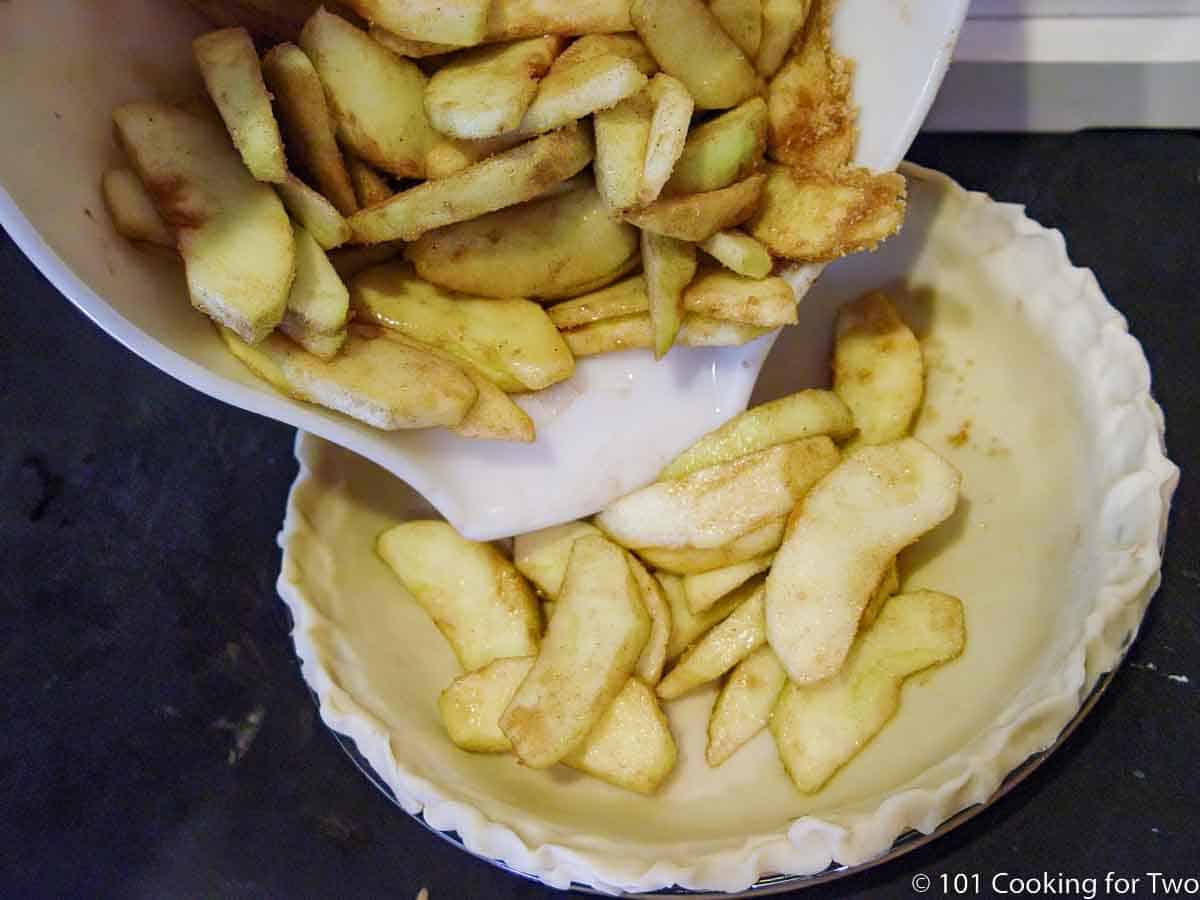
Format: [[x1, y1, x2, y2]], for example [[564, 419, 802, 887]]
[[2, 132, 1197, 899]]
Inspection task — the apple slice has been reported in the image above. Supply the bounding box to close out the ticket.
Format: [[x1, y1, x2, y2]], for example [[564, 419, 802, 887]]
[[501, 535, 650, 767], [515, 54, 648, 137], [638, 74, 694, 206], [424, 37, 561, 139], [275, 174, 352, 250], [697, 229, 772, 278], [486, 0, 633, 40], [440, 656, 535, 752], [765, 438, 960, 684], [682, 268, 797, 328], [771, 590, 966, 792], [706, 645, 787, 766], [833, 291, 924, 446], [639, 517, 786, 574], [659, 572, 751, 660], [300, 8, 435, 179], [351, 0, 492, 46], [384, 333, 535, 443], [660, 389, 855, 480], [594, 89, 654, 213], [350, 262, 573, 392], [711, 0, 763, 58], [261, 42, 359, 216], [664, 97, 767, 195], [597, 436, 839, 550], [193, 27, 289, 183], [627, 554, 672, 686], [377, 520, 540, 671], [346, 155, 393, 208], [561, 678, 677, 794], [683, 553, 772, 613], [860, 558, 900, 629], [657, 582, 765, 699], [641, 230, 697, 358], [279, 226, 349, 359], [747, 164, 906, 263], [101, 168, 174, 248], [513, 521, 603, 598], [220, 325, 477, 428], [113, 102, 294, 344], [625, 174, 765, 242], [439, 665, 677, 793], [554, 33, 659, 76], [631, 0, 758, 110]]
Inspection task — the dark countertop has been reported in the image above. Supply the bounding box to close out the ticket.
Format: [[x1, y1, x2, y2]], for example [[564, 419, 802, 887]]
[[2, 132, 1197, 899]]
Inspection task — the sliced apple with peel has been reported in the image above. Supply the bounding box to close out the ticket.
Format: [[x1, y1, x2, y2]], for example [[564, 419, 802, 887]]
[[657, 582, 764, 699], [660, 389, 855, 480], [561, 678, 677, 794], [771, 590, 966, 793], [424, 37, 562, 140], [706, 645, 787, 766], [377, 520, 540, 671], [114, 102, 294, 344], [500, 534, 650, 767], [664, 97, 767, 196], [596, 436, 839, 550], [594, 88, 654, 213], [765, 438, 960, 684]]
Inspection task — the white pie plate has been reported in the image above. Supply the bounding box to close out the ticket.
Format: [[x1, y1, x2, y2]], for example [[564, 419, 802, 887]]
[[275, 164, 1177, 894]]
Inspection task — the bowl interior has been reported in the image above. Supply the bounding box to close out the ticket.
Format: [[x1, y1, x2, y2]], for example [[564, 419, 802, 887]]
[[0, 0, 968, 541]]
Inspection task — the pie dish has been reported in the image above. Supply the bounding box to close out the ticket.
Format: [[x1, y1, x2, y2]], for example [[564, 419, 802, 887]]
[[275, 164, 1177, 894]]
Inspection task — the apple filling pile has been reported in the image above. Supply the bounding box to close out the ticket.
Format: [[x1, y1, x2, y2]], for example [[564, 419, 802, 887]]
[[376, 291, 967, 794]]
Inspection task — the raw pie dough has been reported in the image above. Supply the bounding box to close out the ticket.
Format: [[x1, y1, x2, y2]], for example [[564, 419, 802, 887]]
[[276, 165, 1177, 894]]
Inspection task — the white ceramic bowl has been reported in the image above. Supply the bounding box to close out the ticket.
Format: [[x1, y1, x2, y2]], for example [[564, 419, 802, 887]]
[[0, 0, 968, 540], [277, 165, 1176, 894]]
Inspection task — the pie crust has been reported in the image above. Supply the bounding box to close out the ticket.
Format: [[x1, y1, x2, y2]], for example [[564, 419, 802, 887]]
[[276, 165, 1177, 893]]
